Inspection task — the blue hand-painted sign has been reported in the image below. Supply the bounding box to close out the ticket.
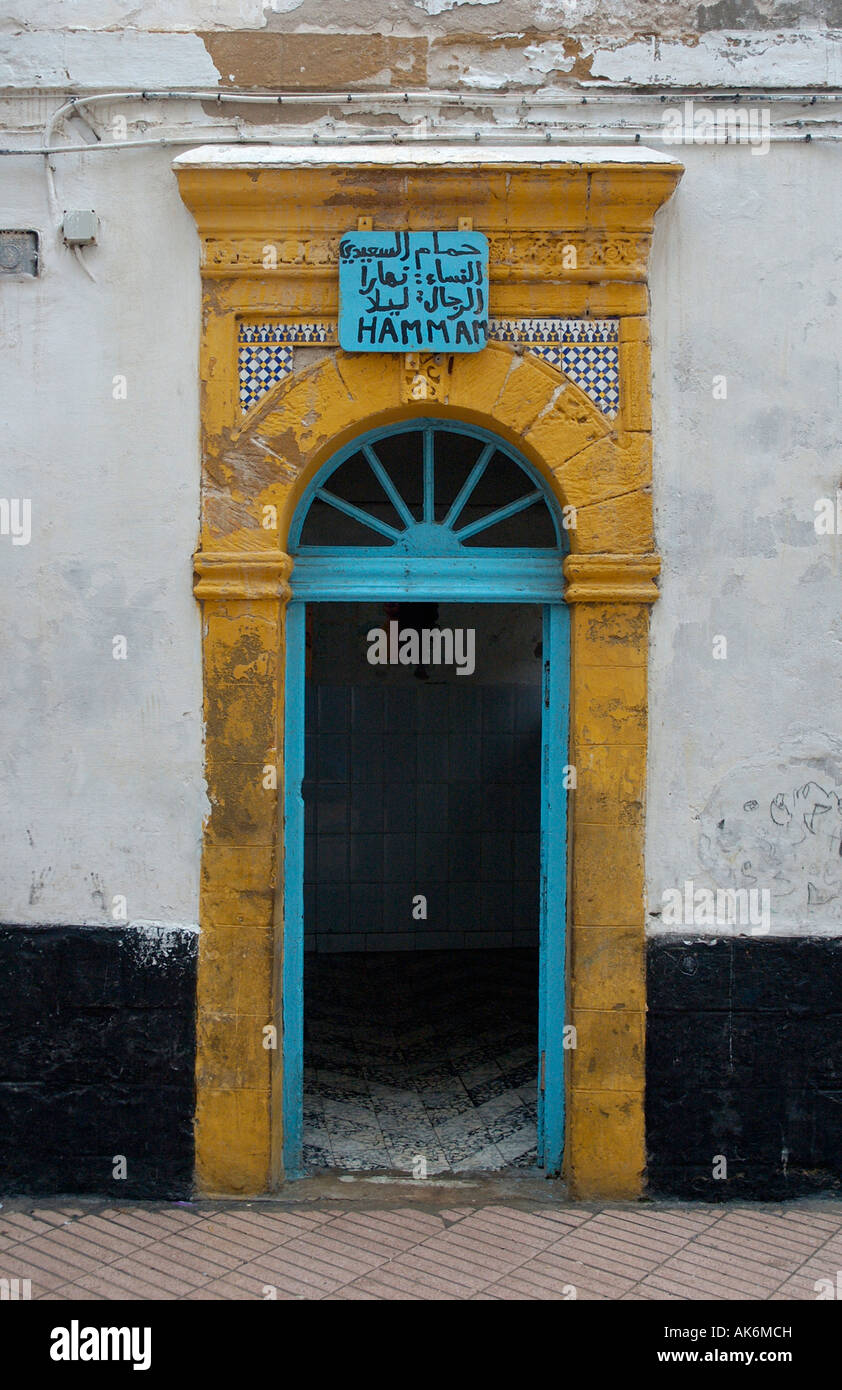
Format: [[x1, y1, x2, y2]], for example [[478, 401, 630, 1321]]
[[338, 230, 489, 353]]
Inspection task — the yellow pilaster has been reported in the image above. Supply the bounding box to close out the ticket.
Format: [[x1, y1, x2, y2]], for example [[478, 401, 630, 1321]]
[[193, 553, 291, 1194], [564, 557, 658, 1198]]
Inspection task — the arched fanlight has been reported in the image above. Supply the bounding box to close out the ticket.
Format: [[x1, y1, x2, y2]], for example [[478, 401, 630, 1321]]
[[290, 420, 563, 557]]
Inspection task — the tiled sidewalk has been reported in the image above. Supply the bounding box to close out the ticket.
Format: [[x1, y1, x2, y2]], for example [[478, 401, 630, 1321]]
[[2, 1193, 842, 1300]]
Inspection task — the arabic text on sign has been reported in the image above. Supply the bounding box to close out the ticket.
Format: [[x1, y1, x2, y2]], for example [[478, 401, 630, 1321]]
[[338, 230, 489, 353]]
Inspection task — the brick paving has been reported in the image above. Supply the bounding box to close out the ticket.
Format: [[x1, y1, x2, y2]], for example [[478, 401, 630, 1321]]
[[1, 1193, 841, 1300]]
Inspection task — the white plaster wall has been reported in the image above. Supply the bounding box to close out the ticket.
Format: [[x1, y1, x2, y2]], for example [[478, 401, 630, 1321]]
[[648, 139, 842, 935], [0, 148, 206, 927]]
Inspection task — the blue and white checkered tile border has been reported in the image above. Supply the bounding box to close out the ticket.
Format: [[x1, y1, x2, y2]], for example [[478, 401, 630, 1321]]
[[238, 317, 620, 417], [488, 318, 619, 417], [238, 320, 334, 410]]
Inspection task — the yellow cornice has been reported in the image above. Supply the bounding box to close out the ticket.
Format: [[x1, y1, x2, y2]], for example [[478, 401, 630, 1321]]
[[563, 554, 661, 603], [193, 550, 293, 601], [176, 153, 683, 258]]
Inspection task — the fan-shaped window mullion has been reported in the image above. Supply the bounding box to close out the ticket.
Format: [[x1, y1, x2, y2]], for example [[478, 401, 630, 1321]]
[[362, 443, 415, 529], [422, 429, 435, 524], [314, 487, 403, 541], [454, 488, 544, 541], [441, 442, 495, 530]]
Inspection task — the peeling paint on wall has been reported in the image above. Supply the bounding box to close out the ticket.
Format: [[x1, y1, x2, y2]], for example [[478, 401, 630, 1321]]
[[125, 920, 200, 969], [412, 0, 505, 15], [200, 31, 428, 89]]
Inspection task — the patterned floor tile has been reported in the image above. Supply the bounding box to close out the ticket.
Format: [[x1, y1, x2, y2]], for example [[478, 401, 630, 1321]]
[[303, 948, 538, 1173]]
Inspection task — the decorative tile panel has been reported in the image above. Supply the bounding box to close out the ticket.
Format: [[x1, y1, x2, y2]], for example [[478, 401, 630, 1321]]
[[238, 320, 334, 410], [488, 318, 619, 418], [238, 317, 620, 418]]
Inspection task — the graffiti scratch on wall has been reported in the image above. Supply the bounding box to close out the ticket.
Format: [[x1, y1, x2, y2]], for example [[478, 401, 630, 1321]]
[[698, 736, 842, 924]]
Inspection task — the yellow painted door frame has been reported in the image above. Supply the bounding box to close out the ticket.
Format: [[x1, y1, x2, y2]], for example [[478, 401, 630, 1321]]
[[180, 146, 682, 1199]]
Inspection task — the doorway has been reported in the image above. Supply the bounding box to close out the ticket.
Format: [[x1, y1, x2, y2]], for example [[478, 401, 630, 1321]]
[[302, 600, 542, 1173], [282, 420, 569, 1178]]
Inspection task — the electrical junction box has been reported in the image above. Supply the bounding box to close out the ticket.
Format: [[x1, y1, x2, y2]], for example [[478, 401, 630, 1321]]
[[61, 210, 98, 246]]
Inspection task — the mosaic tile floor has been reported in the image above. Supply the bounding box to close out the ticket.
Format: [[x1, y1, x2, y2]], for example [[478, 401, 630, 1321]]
[[303, 948, 538, 1174]]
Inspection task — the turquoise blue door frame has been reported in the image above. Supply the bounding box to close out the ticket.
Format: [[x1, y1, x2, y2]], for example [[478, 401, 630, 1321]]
[[538, 602, 570, 1176], [281, 420, 570, 1180], [282, 597, 307, 1181]]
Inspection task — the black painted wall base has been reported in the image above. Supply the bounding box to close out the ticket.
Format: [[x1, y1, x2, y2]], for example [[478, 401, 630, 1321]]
[[0, 925, 196, 1199], [647, 936, 842, 1200], [4, 925, 841, 1201]]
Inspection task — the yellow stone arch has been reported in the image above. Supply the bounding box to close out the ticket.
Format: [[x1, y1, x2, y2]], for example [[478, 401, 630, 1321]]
[[180, 146, 681, 1199], [199, 341, 653, 556]]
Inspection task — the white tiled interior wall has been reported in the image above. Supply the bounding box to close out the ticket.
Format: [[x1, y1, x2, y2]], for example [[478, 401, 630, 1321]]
[[303, 679, 542, 953]]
